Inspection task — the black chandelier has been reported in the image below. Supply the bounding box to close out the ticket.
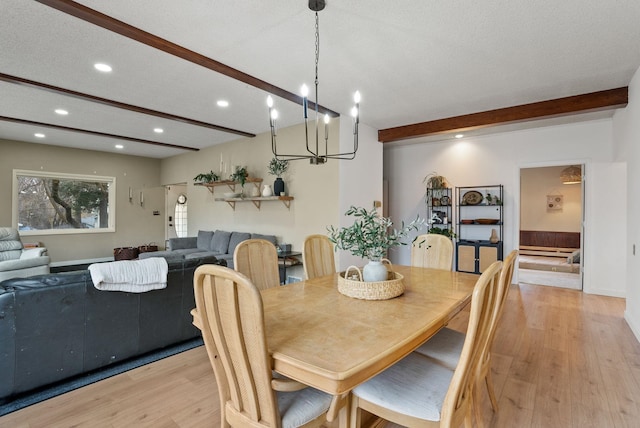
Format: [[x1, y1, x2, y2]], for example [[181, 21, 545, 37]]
[[267, 0, 360, 164]]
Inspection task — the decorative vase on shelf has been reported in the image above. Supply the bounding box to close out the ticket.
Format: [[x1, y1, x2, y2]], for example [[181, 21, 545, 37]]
[[274, 177, 285, 196], [250, 186, 261, 197], [363, 259, 388, 282], [262, 184, 273, 197], [490, 228, 499, 244]]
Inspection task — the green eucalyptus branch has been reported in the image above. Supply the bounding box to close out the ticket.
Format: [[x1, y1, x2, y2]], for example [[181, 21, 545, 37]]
[[327, 205, 424, 260]]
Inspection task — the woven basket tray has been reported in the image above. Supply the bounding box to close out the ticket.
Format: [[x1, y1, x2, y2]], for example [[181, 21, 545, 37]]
[[114, 247, 139, 261], [338, 266, 405, 300]]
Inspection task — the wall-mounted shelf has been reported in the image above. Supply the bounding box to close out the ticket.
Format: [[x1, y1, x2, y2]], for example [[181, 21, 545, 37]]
[[214, 195, 294, 210], [194, 178, 263, 193]]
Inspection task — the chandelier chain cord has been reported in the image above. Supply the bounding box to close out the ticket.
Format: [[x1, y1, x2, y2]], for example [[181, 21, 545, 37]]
[[315, 12, 319, 88], [314, 11, 320, 154]]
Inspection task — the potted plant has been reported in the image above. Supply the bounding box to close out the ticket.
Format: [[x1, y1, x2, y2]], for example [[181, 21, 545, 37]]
[[327, 205, 423, 281], [423, 172, 449, 205], [423, 172, 447, 191], [193, 170, 220, 184], [229, 166, 248, 186], [267, 157, 289, 196], [428, 226, 457, 239]]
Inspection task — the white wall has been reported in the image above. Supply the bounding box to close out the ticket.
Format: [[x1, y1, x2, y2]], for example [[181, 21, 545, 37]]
[[337, 120, 384, 269], [160, 119, 345, 279], [0, 139, 164, 263], [520, 166, 582, 233], [383, 118, 627, 297], [615, 66, 640, 337]]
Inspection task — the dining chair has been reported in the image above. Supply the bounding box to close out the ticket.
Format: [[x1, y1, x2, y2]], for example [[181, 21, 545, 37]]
[[413, 249, 518, 415], [233, 238, 281, 290], [349, 260, 503, 428], [411, 234, 454, 270], [302, 234, 336, 280], [193, 264, 333, 428]]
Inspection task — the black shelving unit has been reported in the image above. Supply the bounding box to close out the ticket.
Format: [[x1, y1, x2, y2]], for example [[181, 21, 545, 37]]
[[455, 185, 504, 273], [425, 187, 454, 237]]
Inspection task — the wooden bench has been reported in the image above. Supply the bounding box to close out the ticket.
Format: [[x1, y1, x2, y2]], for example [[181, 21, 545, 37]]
[[519, 245, 577, 259]]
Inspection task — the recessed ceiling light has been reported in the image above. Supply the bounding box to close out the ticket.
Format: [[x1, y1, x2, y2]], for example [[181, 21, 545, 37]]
[[94, 63, 112, 72], [55, 109, 69, 115], [153, 128, 164, 133], [217, 100, 229, 107], [34, 133, 45, 138], [115, 144, 124, 149], [455, 134, 464, 139]]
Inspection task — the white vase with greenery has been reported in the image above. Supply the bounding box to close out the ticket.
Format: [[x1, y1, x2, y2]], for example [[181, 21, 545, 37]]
[[328, 205, 423, 281]]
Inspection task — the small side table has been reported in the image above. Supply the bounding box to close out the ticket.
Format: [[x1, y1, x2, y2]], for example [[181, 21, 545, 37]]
[[277, 251, 302, 284]]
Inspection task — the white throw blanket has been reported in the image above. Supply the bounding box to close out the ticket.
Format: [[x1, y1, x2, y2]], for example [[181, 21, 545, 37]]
[[89, 257, 168, 293]]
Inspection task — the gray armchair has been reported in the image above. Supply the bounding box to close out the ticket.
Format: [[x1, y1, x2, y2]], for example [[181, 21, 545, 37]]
[[0, 227, 50, 282]]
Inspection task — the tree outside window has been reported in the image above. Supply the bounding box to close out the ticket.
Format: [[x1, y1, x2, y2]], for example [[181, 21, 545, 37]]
[[13, 170, 115, 234]]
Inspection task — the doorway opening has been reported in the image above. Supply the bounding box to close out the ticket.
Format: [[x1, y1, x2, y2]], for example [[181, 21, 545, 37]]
[[519, 164, 584, 290]]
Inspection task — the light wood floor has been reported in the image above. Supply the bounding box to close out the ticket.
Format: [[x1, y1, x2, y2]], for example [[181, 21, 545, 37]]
[[2, 283, 639, 428]]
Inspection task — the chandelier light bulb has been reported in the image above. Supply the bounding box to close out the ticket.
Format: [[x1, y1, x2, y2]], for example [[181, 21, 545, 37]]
[[266, 1, 359, 164], [271, 109, 279, 120], [266, 96, 274, 108]]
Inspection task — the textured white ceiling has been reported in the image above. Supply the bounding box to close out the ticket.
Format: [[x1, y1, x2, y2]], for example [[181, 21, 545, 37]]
[[1, 0, 639, 158]]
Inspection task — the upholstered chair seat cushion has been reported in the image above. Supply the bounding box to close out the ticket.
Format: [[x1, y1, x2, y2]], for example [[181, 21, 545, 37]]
[[353, 352, 453, 422], [277, 387, 333, 428], [414, 327, 464, 370]]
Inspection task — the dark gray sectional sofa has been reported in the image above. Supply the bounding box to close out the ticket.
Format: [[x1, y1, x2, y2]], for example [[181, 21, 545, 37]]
[[0, 256, 223, 403], [139, 229, 277, 268]]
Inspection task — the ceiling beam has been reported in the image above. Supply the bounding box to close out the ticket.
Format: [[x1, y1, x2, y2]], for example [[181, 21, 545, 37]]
[[35, 0, 340, 118], [378, 87, 628, 143], [0, 73, 255, 138], [0, 116, 200, 151]]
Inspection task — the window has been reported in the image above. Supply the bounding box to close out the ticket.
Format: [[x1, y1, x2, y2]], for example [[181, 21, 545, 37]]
[[174, 195, 188, 238], [13, 169, 115, 235]]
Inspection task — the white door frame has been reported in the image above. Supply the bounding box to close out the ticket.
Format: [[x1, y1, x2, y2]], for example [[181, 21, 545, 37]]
[[513, 159, 588, 290], [164, 183, 187, 244]]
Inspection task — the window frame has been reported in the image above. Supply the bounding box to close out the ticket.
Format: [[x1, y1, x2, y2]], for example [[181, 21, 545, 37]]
[[12, 169, 116, 235]]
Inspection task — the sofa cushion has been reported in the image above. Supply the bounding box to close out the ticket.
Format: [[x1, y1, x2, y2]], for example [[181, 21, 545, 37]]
[[211, 230, 232, 253], [228, 232, 251, 256], [197, 230, 214, 250], [251, 233, 277, 247], [168, 236, 197, 250]]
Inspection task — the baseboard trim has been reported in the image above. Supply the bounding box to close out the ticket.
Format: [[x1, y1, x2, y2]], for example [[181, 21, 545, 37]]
[[624, 311, 640, 343]]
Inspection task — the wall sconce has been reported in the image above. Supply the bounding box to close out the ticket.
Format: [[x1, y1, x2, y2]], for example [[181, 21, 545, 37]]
[[129, 187, 133, 203], [140, 191, 144, 207]]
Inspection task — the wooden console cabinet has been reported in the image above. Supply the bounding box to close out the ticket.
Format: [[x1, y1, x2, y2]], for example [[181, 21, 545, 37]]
[[456, 241, 503, 274]]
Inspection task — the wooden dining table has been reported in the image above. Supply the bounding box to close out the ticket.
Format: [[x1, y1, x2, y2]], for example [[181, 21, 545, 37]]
[[261, 264, 479, 423]]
